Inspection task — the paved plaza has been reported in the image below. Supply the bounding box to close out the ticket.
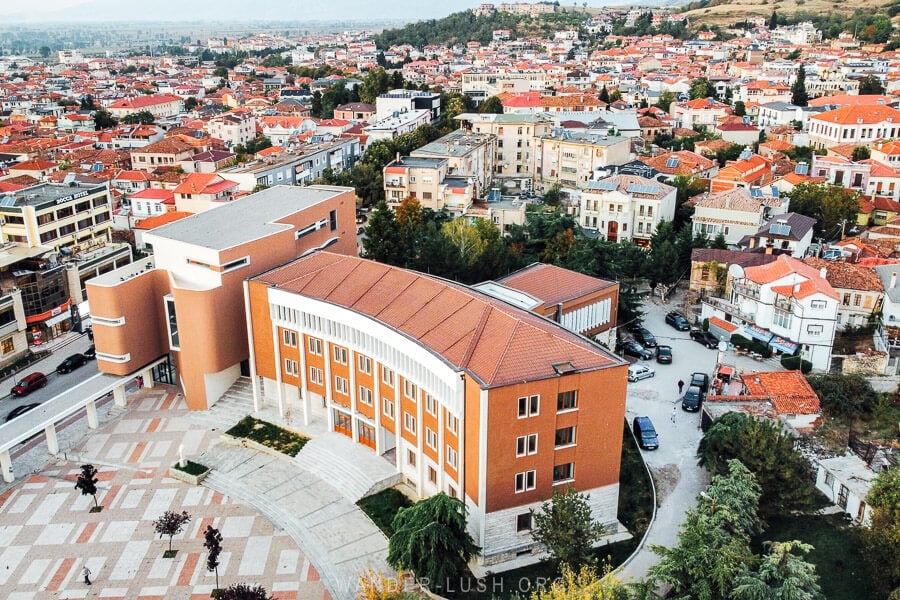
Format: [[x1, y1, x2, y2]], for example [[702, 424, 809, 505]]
[[0, 386, 329, 600]]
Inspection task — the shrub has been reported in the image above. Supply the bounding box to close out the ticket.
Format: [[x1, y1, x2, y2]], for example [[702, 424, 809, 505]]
[[780, 355, 812, 374], [173, 460, 208, 476]]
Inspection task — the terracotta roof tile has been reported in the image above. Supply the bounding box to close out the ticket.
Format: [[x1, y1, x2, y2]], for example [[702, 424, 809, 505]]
[[743, 370, 820, 414]]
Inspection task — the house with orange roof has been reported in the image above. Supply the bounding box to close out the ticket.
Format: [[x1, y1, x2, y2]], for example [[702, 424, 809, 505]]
[[710, 150, 776, 193], [128, 187, 175, 219], [669, 97, 731, 130], [804, 257, 884, 329], [173, 173, 239, 213], [580, 175, 676, 245], [130, 137, 202, 172], [107, 94, 184, 119], [7, 159, 58, 181], [701, 254, 839, 370], [811, 154, 870, 192], [809, 104, 900, 150], [742, 370, 821, 428], [869, 140, 900, 170], [640, 150, 717, 179]]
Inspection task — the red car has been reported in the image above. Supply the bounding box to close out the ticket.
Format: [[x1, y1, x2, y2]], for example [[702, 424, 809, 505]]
[[11, 372, 48, 396]]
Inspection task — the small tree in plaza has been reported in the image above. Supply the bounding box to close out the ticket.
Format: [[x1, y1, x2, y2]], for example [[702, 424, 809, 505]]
[[218, 582, 276, 599], [74, 464, 100, 511], [204, 525, 223, 590], [153, 510, 191, 556]]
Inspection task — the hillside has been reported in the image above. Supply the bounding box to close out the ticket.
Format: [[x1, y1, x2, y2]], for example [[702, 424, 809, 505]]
[[680, 0, 898, 31]]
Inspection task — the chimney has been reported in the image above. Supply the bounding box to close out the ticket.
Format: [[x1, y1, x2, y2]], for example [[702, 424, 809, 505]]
[[892, 272, 897, 289], [793, 282, 801, 293], [819, 267, 827, 279], [754, 376, 761, 384]]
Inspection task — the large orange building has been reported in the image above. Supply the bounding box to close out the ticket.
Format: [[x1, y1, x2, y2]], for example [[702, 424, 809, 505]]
[[244, 251, 628, 565], [86, 185, 357, 409]]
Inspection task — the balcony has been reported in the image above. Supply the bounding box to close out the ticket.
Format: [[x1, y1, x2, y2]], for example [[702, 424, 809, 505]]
[[774, 295, 794, 312], [384, 179, 405, 188], [732, 283, 759, 300], [706, 296, 756, 324]]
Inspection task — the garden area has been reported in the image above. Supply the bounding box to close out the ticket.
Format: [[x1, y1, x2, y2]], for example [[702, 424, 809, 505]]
[[225, 416, 310, 456]]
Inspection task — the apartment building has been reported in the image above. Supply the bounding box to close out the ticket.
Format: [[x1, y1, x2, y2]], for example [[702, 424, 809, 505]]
[[669, 97, 731, 130], [461, 70, 556, 105], [808, 105, 900, 150], [409, 130, 496, 200], [206, 110, 257, 148], [804, 257, 884, 330], [536, 131, 631, 192], [244, 251, 627, 566], [374, 90, 441, 123], [86, 186, 357, 411], [692, 187, 788, 245], [383, 156, 474, 215], [580, 175, 676, 245], [364, 110, 433, 146], [107, 94, 184, 119]]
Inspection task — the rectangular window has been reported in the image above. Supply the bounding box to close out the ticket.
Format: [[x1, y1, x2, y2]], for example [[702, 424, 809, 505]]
[[853, 294, 861, 307], [282, 329, 298, 347], [447, 446, 458, 468], [824, 472, 834, 488], [447, 414, 459, 435], [329, 209, 337, 231], [843, 293, 851, 306], [517, 395, 539, 418], [0, 337, 13, 355], [334, 376, 349, 395], [308, 337, 323, 355], [515, 470, 536, 492], [553, 463, 574, 483], [359, 386, 373, 406], [333, 346, 348, 364], [516, 513, 532, 532], [773, 310, 792, 329], [404, 412, 417, 434], [557, 390, 578, 411], [284, 359, 298, 376], [404, 380, 418, 400], [807, 324, 823, 336], [407, 449, 416, 466], [164, 295, 179, 350], [309, 366, 323, 385], [448, 485, 457, 498], [383, 397, 395, 419], [428, 466, 437, 484], [516, 434, 538, 456], [555, 426, 576, 447], [426, 427, 437, 449], [425, 394, 437, 416], [811, 300, 827, 310], [358, 354, 372, 374], [382, 366, 394, 386]]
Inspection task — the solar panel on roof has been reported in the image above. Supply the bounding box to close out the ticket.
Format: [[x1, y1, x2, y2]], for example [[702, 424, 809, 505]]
[[739, 148, 753, 160], [0, 196, 17, 206], [795, 163, 809, 175], [665, 156, 679, 168], [750, 187, 763, 197], [589, 180, 619, 191], [626, 183, 659, 195]]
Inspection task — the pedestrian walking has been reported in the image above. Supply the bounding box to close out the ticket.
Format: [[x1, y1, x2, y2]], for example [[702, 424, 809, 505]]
[[671, 405, 677, 424], [82, 566, 91, 585], [677, 379, 684, 394]]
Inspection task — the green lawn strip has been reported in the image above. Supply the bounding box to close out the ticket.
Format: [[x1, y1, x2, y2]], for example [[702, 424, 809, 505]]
[[357, 488, 413, 536], [754, 513, 876, 600], [172, 460, 208, 476], [225, 416, 309, 456]]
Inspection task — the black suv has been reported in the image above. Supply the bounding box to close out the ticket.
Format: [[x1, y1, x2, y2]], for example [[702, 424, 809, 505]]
[[690, 372, 710, 395], [665, 311, 691, 331], [618, 340, 653, 360], [690, 328, 720, 349], [56, 353, 88, 374], [632, 326, 657, 348], [655, 345, 673, 364], [682, 385, 703, 411]]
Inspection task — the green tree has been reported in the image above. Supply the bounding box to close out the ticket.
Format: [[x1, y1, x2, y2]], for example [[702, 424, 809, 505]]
[[184, 96, 199, 111], [218, 583, 276, 600], [359, 68, 392, 104], [689, 76, 714, 99], [39, 46, 51, 58], [531, 485, 604, 571], [153, 510, 191, 553], [310, 90, 323, 117], [121, 110, 155, 125], [599, 84, 610, 104], [698, 412, 816, 518], [852, 145, 871, 161], [862, 466, 900, 596], [649, 460, 762, 599], [769, 8, 779, 29], [387, 493, 479, 594], [203, 525, 223, 591], [74, 464, 99, 509], [542, 184, 566, 207], [479, 95, 504, 114], [859, 74, 885, 96], [80, 94, 97, 110], [654, 90, 675, 112], [213, 66, 228, 78], [93, 109, 116, 130], [807, 373, 878, 418], [734, 100, 746, 117], [712, 231, 728, 249], [786, 182, 859, 239], [792, 64, 809, 107], [362, 201, 402, 264], [732, 541, 825, 600]]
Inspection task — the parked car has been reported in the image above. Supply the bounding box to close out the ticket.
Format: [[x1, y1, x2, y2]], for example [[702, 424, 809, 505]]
[[665, 311, 691, 331], [627, 364, 655, 382], [682, 385, 703, 411], [690, 328, 720, 349], [83, 345, 96, 360], [56, 353, 87, 374], [632, 326, 657, 348], [11, 372, 48, 397], [655, 345, 673, 364], [690, 372, 710, 395], [619, 340, 653, 360], [632, 416, 659, 450], [6, 402, 40, 422]]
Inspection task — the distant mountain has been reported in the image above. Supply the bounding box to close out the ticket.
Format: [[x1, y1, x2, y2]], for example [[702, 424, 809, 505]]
[[679, 0, 898, 29]]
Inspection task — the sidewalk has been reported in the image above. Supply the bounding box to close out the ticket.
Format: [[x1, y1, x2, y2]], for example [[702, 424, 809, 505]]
[[0, 385, 329, 599]]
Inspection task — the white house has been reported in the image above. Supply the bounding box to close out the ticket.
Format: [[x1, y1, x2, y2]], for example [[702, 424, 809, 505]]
[[808, 104, 900, 150], [579, 175, 676, 246], [692, 187, 788, 245], [815, 454, 876, 525]]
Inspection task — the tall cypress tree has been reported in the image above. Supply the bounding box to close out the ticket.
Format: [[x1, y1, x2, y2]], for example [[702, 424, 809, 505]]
[[791, 64, 809, 107]]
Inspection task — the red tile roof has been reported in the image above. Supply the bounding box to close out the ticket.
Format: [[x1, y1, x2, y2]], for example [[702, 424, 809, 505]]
[[496, 263, 616, 307], [252, 253, 624, 388], [743, 370, 820, 414], [745, 255, 839, 300]]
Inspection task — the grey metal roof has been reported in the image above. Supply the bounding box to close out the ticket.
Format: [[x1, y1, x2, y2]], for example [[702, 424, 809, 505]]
[[146, 185, 352, 251], [874, 264, 900, 303]]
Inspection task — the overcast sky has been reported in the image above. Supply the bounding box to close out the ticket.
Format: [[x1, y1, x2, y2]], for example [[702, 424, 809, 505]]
[[9, 0, 494, 23]]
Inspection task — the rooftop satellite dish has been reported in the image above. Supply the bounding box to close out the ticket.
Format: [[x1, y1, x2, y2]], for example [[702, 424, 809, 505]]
[[728, 263, 744, 280]]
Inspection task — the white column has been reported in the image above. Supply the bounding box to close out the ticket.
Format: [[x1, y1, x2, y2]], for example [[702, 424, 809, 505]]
[[45, 424, 59, 455], [243, 281, 262, 413], [416, 386, 424, 498], [140, 367, 155, 389], [324, 343, 334, 431], [394, 378, 401, 474], [113, 385, 126, 408], [299, 336, 310, 426], [0, 450, 13, 483], [86, 400, 99, 429], [373, 366, 382, 455], [271, 322, 284, 417], [349, 353, 358, 443]]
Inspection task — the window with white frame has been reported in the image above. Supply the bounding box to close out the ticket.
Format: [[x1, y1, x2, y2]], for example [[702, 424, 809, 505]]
[[404, 412, 417, 434], [426, 427, 437, 449], [359, 386, 373, 406], [553, 462, 574, 483], [517, 395, 539, 418], [333, 346, 348, 365], [358, 355, 372, 375], [773, 310, 792, 329], [807, 324, 824, 336], [428, 466, 437, 483], [334, 376, 349, 395], [810, 300, 827, 310], [555, 426, 576, 447], [425, 394, 437, 416], [407, 449, 416, 466], [447, 446, 458, 468], [309, 366, 323, 385], [383, 397, 394, 419], [284, 359, 298, 376], [447, 414, 459, 435], [404, 380, 418, 400], [515, 470, 536, 492], [282, 330, 298, 347], [516, 434, 538, 456], [382, 366, 394, 386], [308, 337, 323, 355]]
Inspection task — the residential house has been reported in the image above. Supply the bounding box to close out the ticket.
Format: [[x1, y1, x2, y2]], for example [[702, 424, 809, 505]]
[[739, 213, 817, 258], [383, 156, 474, 216], [689, 248, 777, 300], [409, 130, 496, 200], [637, 115, 672, 141], [130, 137, 202, 172], [6, 159, 58, 181], [173, 173, 240, 213], [128, 187, 175, 218], [364, 109, 433, 146], [691, 187, 788, 245], [669, 97, 731, 130], [808, 105, 900, 150], [107, 94, 184, 119], [579, 175, 676, 245], [464, 197, 528, 234], [811, 154, 870, 192], [374, 89, 441, 123], [180, 150, 236, 174], [701, 254, 839, 371], [803, 257, 884, 329], [536, 131, 631, 193], [334, 102, 376, 122], [206, 110, 257, 148], [243, 250, 627, 567], [639, 150, 718, 180], [742, 370, 821, 429], [715, 121, 761, 146], [815, 454, 877, 525]]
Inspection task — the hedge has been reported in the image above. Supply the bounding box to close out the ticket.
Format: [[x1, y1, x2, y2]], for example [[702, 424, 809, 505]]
[[781, 355, 812, 374], [730, 333, 773, 358]]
